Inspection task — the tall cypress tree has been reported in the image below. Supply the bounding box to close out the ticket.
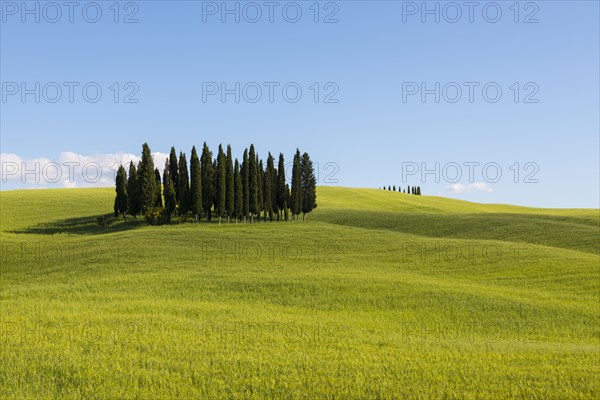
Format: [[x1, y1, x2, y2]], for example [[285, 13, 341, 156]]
[[139, 143, 157, 213], [284, 183, 291, 221], [234, 159, 242, 223], [267, 153, 278, 221], [257, 158, 264, 222], [248, 144, 259, 223], [407, 185, 411, 195], [190, 146, 202, 221], [216, 144, 226, 224], [290, 149, 302, 221], [114, 164, 128, 220], [169, 146, 179, 203], [225, 145, 234, 222], [416, 186, 421, 195], [277, 153, 286, 221], [127, 161, 140, 218], [178, 152, 190, 216], [301, 152, 317, 220], [264, 154, 273, 222], [242, 149, 250, 222], [201, 142, 214, 222], [163, 159, 176, 221], [154, 168, 162, 207]]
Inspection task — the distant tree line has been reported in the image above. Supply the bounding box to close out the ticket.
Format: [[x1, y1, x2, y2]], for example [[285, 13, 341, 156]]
[[379, 185, 422, 195], [114, 143, 317, 224]]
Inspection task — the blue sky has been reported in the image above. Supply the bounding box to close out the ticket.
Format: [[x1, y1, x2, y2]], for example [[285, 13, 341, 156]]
[[1, 0, 598, 208]]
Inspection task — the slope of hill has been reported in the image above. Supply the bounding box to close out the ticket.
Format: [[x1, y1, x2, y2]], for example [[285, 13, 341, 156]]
[[1, 187, 598, 399]]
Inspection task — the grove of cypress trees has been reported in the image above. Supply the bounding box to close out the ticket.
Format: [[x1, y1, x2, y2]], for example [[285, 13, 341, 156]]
[[248, 145, 258, 223], [300, 152, 317, 220], [277, 153, 286, 221], [169, 147, 179, 203], [190, 146, 202, 221], [126, 161, 141, 218], [178, 152, 190, 216], [154, 168, 162, 207], [290, 149, 302, 221], [242, 148, 249, 223], [234, 159, 242, 223], [139, 143, 157, 213], [225, 145, 234, 222], [216, 144, 226, 224], [201, 142, 214, 222], [114, 164, 128, 220]]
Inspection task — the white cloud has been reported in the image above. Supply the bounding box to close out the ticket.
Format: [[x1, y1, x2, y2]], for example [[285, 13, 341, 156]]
[[1, 151, 170, 189], [447, 182, 494, 194]]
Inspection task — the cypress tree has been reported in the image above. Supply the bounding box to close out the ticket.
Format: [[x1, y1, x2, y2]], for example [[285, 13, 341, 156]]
[[268, 153, 278, 221], [277, 153, 286, 219], [284, 184, 291, 221], [201, 142, 214, 222], [264, 153, 274, 222], [114, 164, 128, 220], [407, 185, 411, 195], [248, 145, 259, 223], [225, 145, 234, 222], [234, 159, 242, 223], [393, 185, 396, 192], [163, 159, 176, 221], [169, 147, 179, 203], [139, 143, 157, 213], [416, 186, 421, 195], [290, 149, 302, 221], [126, 161, 141, 218], [300, 152, 317, 220], [178, 152, 190, 216], [257, 158, 264, 221], [154, 168, 162, 207], [190, 146, 202, 221], [216, 144, 226, 224], [242, 149, 250, 222]]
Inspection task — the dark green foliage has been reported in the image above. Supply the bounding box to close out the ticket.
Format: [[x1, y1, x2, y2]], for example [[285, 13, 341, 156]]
[[248, 145, 259, 221], [163, 159, 177, 219], [407, 185, 411, 195], [284, 184, 291, 221], [190, 146, 202, 219], [154, 168, 162, 207], [114, 165, 128, 218], [169, 147, 179, 203], [242, 149, 250, 221], [264, 153, 274, 221], [277, 154, 286, 218], [178, 152, 190, 215], [290, 149, 302, 220], [393, 185, 396, 192], [215, 145, 227, 222], [139, 143, 157, 213], [201, 142, 214, 222], [257, 158, 264, 221], [234, 159, 243, 221], [225, 145, 234, 220], [301, 152, 317, 220], [416, 186, 421, 195], [126, 161, 141, 218]]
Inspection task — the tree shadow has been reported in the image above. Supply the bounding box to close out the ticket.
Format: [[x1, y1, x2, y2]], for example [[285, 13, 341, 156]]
[[12, 215, 146, 236]]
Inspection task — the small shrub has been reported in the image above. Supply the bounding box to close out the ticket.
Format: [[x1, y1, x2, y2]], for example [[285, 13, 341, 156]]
[[144, 207, 170, 226]]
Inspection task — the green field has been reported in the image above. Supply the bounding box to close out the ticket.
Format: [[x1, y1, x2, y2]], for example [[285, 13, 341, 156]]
[[1, 187, 599, 399]]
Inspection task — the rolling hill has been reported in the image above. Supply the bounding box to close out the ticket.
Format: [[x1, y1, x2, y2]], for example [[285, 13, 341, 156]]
[[1, 187, 598, 399]]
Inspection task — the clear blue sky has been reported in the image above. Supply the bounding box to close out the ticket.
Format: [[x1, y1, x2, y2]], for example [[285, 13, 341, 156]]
[[1, 0, 598, 208]]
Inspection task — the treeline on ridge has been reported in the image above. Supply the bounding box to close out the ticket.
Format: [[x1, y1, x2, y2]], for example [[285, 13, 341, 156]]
[[379, 185, 422, 195], [114, 143, 317, 225]]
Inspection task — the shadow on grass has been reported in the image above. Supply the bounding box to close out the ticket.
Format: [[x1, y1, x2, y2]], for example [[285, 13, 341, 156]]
[[12, 215, 146, 235]]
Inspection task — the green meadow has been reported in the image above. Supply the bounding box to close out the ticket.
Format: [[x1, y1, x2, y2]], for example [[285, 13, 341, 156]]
[[1, 187, 598, 399]]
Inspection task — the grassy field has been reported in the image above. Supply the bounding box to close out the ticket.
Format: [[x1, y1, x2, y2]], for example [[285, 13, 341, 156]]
[[1, 187, 598, 399]]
